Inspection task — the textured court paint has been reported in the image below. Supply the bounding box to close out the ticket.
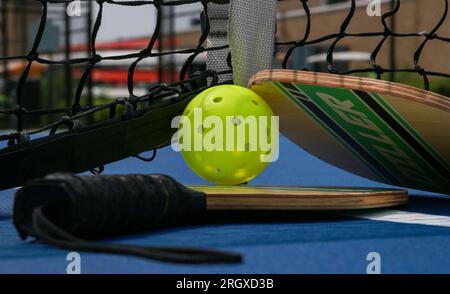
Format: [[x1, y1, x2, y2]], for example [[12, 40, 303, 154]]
[[1, 136, 448, 274], [274, 82, 449, 194]]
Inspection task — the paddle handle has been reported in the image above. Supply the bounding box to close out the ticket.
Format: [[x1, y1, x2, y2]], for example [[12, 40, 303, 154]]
[[14, 173, 207, 240]]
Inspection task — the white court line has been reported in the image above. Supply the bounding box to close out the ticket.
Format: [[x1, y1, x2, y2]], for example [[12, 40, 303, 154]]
[[344, 210, 450, 228]]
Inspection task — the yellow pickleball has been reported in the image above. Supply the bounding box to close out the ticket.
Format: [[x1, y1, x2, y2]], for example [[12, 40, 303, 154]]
[[179, 85, 278, 185]]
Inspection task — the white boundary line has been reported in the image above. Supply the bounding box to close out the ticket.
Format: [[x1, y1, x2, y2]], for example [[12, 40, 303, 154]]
[[344, 210, 450, 228]]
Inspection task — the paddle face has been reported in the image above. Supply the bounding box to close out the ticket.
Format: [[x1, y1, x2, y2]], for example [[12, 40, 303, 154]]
[[249, 70, 450, 195], [190, 185, 408, 210]]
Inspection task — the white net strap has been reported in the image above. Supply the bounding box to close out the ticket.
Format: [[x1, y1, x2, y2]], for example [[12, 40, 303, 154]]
[[207, 0, 277, 86], [228, 0, 277, 86], [206, 2, 232, 83]]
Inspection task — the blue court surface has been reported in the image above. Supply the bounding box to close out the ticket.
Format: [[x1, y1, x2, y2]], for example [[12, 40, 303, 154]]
[[1, 136, 449, 274]]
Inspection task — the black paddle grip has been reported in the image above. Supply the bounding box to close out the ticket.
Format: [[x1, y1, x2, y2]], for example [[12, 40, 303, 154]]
[[14, 173, 207, 240]]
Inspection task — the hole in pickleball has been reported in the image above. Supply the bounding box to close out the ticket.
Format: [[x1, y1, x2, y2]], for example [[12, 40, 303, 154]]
[[266, 127, 272, 143], [232, 117, 242, 126], [252, 100, 259, 106], [178, 123, 184, 144], [217, 168, 221, 173], [245, 142, 250, 152], [213, 97, 223, 103]]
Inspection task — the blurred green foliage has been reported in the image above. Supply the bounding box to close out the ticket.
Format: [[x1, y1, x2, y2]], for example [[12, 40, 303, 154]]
[[394, 73, 450, 97], [354, 72, 450, 97], [39, 74, 126, 124], [0, 94, 9, 106]]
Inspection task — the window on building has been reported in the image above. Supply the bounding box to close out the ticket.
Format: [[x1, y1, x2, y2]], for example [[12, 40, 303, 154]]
[[324, 0, 348, 4], [286, 45, 351, 73]]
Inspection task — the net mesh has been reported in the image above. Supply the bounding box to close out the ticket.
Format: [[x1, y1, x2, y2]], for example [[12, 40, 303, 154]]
[[0, 0, 449, 163], [277, 0, 450, 83]]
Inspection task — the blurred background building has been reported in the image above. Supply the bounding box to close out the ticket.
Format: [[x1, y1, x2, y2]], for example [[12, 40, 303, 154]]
[[1, 0, 449, 128]]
